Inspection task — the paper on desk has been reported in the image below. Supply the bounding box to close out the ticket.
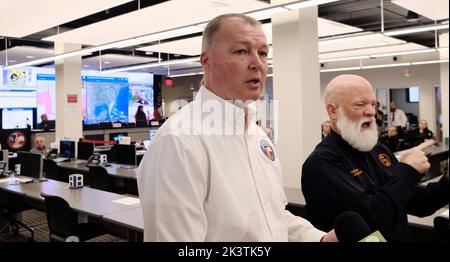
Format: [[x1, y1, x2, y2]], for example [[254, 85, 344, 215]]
[[0, 177, 32, 183], [113, 197, 140, 205]]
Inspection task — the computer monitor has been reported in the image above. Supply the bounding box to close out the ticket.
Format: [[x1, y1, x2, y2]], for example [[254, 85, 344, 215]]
[[77, 141, 94, 160], [149, 129, 158, 140], [109, 132, 128, 143], [113, 144, 136, 166], [18, 151, 42, 179], [59, 140, 75, 158], [143, 140, 151, 150], [0, 149, 9, 172]]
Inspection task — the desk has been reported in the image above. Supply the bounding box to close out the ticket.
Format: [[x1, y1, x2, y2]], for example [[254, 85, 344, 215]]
[[57, 161, 138, 180], [102, 207, 143, 241], [41, 186, 140, 218]]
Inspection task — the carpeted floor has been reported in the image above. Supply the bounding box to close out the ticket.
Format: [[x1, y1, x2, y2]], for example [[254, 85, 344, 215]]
[[0, 209, 126, 242]]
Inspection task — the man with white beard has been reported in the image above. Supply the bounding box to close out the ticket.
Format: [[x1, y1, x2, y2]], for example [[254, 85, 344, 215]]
[[301, 74, 449, 241]]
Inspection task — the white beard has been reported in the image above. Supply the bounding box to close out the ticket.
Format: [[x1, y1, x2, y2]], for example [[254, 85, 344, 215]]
[[336, 108, 378, 152]]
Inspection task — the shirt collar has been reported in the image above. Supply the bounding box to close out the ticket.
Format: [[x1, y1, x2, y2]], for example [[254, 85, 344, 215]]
[[195, 86, 258, 133]]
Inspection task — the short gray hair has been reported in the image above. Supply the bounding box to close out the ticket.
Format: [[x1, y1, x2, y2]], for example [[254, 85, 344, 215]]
[[201, 13, 260, 52]]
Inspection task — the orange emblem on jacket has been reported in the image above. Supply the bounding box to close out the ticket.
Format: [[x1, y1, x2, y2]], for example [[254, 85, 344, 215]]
[[378, 154, 391, 167], [350, 168, 363, 177]]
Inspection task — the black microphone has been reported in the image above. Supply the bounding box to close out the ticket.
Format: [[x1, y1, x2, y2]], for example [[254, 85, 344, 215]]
[[334, 211, 371, 242]]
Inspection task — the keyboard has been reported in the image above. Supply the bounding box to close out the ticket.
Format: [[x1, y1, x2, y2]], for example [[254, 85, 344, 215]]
[[53, 157, 70, 163]]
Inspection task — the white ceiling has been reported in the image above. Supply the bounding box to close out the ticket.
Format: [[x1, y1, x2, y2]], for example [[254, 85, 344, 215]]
[[0, 0, 133, 38], [319, 33, 406, 53], [43, 0, 270, 46], [82, 54, 159, 71], [392, 0, 449, 21], [0, 46, 53, 67], [319, 42, 428, 59], [138, 18, 361, 56]]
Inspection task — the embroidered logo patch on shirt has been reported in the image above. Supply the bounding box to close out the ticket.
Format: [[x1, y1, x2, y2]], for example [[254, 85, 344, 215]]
[[259, 139, 275, 161], [378, 154, 391, 167], [350, 168, 363, 177]]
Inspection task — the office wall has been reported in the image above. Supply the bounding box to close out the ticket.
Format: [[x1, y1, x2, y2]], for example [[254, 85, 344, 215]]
[[161, 75, 202, 118], [320, 63, 442, 134], [161, 75, 275, 119], [390, 88, 420, 119]]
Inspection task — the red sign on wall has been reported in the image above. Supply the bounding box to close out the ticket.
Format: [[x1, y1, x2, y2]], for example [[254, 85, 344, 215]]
[[67, 94, 78, 103]]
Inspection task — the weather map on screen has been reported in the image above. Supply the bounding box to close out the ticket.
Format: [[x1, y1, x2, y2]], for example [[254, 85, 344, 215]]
[[0, 67, 153, 125]]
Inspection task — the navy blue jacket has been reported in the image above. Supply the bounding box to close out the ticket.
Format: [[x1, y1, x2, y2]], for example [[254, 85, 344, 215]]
[[302, 129, 448, 241]]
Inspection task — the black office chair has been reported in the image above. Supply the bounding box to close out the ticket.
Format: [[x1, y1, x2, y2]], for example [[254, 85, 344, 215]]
[[0, 201, 34, 241], [43, 159, 60, 181], [87, 165, 126, 194], [40, 193, 106, 242]]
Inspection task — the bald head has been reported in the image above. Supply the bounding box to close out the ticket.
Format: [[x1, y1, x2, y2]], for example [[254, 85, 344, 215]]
[[324, 74, 374, 106]]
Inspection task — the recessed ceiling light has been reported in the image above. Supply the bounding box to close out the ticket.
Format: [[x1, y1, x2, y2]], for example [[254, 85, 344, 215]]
[[145, 51, 153, 55], [104, 61, 111, 64], [26, 55, 36, 59], [83, 64, 89, 67], [8, 60, 16, 63]]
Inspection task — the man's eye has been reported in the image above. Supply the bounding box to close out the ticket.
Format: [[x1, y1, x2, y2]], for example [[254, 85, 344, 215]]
[[235, 49, 247, 55], [259, 51, 268, 57]]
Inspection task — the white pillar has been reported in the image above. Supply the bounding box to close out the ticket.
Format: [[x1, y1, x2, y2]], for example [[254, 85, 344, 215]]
[[439, 33, 449, 144], [54, 43, 83, 143], [272, 6, 322, 189]]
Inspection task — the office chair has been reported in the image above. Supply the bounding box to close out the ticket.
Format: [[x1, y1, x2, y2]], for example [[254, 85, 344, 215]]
[[43, 159, 60, 181], [0, 201, 34, 241], [40, 193, 106, 242], [87, 165, 127, 194]]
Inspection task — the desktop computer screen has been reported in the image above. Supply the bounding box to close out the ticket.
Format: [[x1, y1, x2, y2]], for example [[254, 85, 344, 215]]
[[143, 140, 151, 150], [149, 129, 158, 140], [60, 140, 75, 158], [18, 151, 42, 179], [77, 141, 94, 160], [109, 132, 128, 143], [113, 144, 136, 166]]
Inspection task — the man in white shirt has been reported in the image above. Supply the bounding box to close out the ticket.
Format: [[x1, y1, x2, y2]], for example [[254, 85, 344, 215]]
[[138, 13, 337, 242], [389, 101, 408, 128]]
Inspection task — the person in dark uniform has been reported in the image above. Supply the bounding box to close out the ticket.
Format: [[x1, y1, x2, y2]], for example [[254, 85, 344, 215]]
[[379, 126, 404, 152], [410, 119, 435, 147], [135, 105, 147, 127], [301, 74, 449, 242]]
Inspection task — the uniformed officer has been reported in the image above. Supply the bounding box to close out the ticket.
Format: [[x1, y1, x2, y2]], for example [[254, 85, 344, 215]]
[[302, 74, 449, 241], [138, 13, 337, 242]]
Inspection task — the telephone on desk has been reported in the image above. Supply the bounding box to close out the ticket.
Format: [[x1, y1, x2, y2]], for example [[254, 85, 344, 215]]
[[86, 153, 101, 166]]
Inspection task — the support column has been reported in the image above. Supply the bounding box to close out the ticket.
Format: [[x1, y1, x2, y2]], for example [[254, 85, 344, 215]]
[[439, 33, 449, 144], [54, 43, 83, 143], [272, 6, 322, 189]]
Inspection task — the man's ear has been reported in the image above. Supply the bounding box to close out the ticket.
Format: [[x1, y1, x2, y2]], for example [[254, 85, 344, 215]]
[[327, 103, 338, 120], [200, 52, 209, 69]]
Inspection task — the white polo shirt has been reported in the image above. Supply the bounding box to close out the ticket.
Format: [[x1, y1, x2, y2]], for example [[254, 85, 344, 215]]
[[137, 86, 325, 242]]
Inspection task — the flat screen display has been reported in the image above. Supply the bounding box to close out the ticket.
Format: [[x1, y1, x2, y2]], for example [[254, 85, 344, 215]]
[[1, 108, 33, 129]]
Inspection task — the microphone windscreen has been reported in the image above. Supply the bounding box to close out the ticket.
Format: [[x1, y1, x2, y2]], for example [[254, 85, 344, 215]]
[[334, 211, 371, 242]]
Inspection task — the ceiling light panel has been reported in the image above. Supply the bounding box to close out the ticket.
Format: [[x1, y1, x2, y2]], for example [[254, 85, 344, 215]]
[[392, 0, 449, 20], [319, 42, 427, 60], [0, 0, 133, 38], [43, 0, 269, 46], [319, 33, 405, 53]]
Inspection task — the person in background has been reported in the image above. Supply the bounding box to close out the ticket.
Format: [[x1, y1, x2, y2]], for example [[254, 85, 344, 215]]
[[135, 105, 147, 127], [37, 114, 49, 130], [389, 101, 408, 129], [138, 13, 337, 242], [321, 120, 331, 139], [375, 101, 384, 135], [302, 74, 448, 241], [30, 136, 49, 157], [257, 120, 274, 141], [137, 91, 150, 105], [411, 119, 435, 147], [379, 126, 404, 152]]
